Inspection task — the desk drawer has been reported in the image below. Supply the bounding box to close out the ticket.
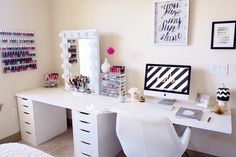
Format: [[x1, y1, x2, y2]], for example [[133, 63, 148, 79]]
[[78, 128, 94, 144], [80, 152, 92, 157], [79, 140, 94, 157], [19, 112, 35, 138], [18, 109, 34, 124], [78, 119, 94, 131], [17, 97, 33, 107], [21, 128, 36, 144], [22, 121, 34, 133], [17, 97, 33, 114], [18, 103, 32, 114], [77, 110, 93, 123]]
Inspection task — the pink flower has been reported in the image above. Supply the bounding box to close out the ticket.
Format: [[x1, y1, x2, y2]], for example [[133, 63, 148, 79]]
[[106, 47, 115, 55]]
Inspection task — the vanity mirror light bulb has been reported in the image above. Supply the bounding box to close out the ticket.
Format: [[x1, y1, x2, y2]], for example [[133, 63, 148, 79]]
[[61, 52, 66, 58], [61, 52, 70, 59], [61, 74, 65, 79], [59, 43, 63, 48], [59, 33, 62, 37], [62, 73, 70, 79], [61, 64, 65, 69], [63, 59, 70, 64]]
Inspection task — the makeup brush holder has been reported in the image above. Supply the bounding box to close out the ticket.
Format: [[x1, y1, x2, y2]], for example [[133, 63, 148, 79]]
[[68, 75, 91, 94]]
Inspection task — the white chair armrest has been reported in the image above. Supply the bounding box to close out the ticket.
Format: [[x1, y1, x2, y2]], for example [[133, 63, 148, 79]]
[[180, 127, 191, 149]]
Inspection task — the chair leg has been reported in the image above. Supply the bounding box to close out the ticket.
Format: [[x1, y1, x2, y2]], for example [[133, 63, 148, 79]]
[[184, 151, 190, 157]]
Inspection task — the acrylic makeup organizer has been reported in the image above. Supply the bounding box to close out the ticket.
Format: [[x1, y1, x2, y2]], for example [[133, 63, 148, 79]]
[[100, 73, 126, 98], [0, 30, 37, 74]]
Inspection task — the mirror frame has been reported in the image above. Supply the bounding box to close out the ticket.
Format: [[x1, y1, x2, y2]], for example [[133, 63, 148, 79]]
[[59, 29, 100, 94]]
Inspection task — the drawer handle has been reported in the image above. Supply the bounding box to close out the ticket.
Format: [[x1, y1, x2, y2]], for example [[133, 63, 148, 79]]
[[25, 122, 31, 125], [24, 112, 29, 115], [23, 105, 29, 108], [80, 120, 90, 124], [22, 98, 28, 100], [81, 141, 91, 145], [79, 111, 90, 115], [80, 129, 90, 133], [26, 131, 31, 135], [81, 152, 91, 157]]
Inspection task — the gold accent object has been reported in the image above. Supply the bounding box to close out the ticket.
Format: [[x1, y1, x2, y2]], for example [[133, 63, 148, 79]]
[[212, 104, 228, 115], [139, 96, 145, 103]]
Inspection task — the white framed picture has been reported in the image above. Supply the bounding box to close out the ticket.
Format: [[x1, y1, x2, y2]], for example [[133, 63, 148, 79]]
[[211, 21, 236, 49], [154, 0, 189, 45]]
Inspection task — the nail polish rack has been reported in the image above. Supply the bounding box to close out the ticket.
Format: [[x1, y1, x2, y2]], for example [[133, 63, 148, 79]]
[[67, 39, 77, 64], [0, 30, 37, 74]]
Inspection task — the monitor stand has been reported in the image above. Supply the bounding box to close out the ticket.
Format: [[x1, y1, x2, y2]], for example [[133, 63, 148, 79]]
[[149, 99, 175, 111], [158, 99, 176, 106]]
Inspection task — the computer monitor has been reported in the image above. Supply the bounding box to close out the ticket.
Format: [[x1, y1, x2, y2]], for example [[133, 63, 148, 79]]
[[144, 64, 191, 105]]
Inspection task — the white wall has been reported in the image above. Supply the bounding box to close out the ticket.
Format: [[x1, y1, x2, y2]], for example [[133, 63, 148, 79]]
[[0, 0, 235, 156], [0, 0, 53, 139], [51, 0, 236, 156], [50, 0, 80, 82]]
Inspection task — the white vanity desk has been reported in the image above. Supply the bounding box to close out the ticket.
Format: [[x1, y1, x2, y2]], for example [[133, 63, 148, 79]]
[[16, 87, 232, 157], [16, 87, 122, 157]]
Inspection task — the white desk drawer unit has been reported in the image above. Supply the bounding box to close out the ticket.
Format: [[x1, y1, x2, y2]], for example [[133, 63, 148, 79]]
[[72, 109, 121, 157], [17, 97, 67, 146], [17, 98, 36, 145]]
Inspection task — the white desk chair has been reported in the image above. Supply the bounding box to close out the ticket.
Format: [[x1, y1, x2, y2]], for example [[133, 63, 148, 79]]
[[116, 111, 191, 157]]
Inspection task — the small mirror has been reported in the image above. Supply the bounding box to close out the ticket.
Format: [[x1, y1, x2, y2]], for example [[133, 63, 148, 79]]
[[60, 30, 100, 94]]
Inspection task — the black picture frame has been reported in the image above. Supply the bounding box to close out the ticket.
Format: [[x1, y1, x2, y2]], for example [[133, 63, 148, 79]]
[[211, 20, 236, 49]]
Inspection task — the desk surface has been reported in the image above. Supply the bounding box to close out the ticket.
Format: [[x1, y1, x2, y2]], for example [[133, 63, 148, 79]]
[[16, 87, 232, 134], [111, 100, 232, 134], [16, 87, 117, 114]]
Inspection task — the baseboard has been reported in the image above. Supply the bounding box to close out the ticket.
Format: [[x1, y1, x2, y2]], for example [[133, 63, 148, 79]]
[[0, 132, 21, 144]]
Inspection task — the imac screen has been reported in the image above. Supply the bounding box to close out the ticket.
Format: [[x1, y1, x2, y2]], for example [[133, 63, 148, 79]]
[[144, 64, 191, 95]]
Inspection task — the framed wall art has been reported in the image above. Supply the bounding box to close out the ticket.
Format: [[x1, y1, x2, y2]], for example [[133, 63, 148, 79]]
[[154, 0, 189, 46], [211, 21, 236, 49]]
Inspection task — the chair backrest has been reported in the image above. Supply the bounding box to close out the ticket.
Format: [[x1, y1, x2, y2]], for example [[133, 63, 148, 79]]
[[116, 111, 186, 157]]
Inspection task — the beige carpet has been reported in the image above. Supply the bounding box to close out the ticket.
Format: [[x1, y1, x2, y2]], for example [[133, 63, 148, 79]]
[[20, 128, 74, 157], [20, 128, 216, 157]]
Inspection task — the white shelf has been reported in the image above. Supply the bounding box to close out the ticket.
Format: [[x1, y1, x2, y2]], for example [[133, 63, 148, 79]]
[[1, 56, 36, 60], [2, 62, 36, 67]]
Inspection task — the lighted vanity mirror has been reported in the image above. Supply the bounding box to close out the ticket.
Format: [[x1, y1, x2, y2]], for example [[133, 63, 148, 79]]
[[60, 29, 100, 94]]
